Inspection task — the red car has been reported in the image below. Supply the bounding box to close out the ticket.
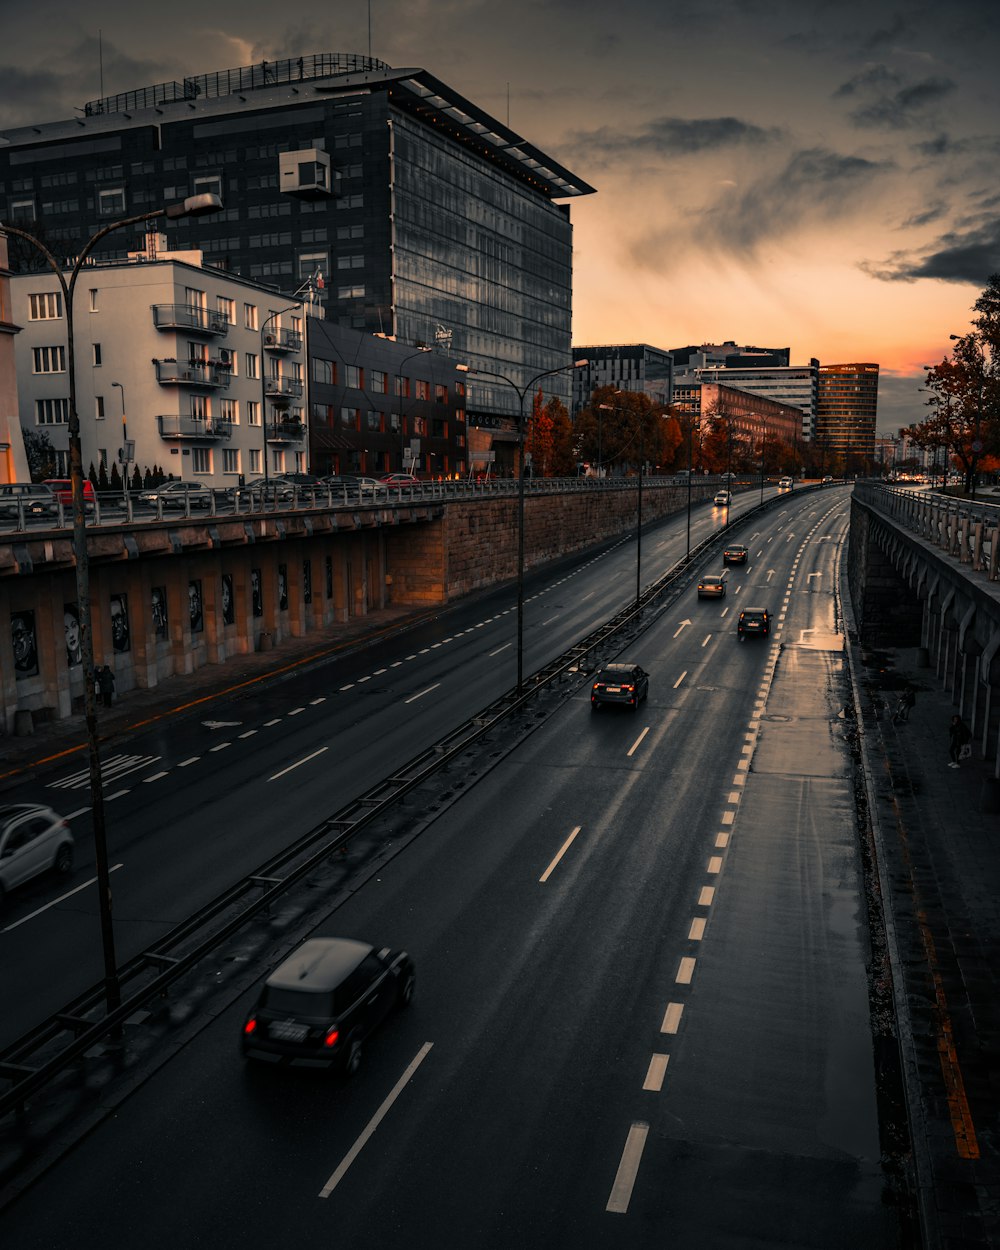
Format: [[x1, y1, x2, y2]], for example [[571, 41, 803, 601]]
[[379, 473, 421, 488], [42, 478, 96, 512]]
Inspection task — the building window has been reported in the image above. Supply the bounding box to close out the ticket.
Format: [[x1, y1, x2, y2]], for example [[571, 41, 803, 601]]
[[223, 448, 240, 475], [93, 343, 102, 367], [345, 364, 363, 389], [435, 383, 448, 403], [36, 398, 68, 425], [193, 174, 222, 201], [216, 296, 235, 324], [245, 352, 259, 379], [298, 251, 328, 282], [244, 303, 258, 331], [366, 410, 381, 432], [394, 376, 410, 399], [95, 395, 105, 419], [340, 407, 359, 429], [220, 398, 238, 425], [413, 417, 427, 436], [31, 345, 65, 373], [337, 283, 365, 299], [89, 289, 99, 312], [313, 358, 337, 385], [9, 199, 35, 223], [191, 447, 212, 474], [98, 187, 126, 216], [415, 380, 430, 401], [370, 369, 387, 394], [455, 381, 466, 399], [337, 254, 364, 270], [189, 394, 209, 419], [247, 401, 260, 427], [28, 292, 62, 320], [295, 451, 306, 473], [249, 448, 262, 474]]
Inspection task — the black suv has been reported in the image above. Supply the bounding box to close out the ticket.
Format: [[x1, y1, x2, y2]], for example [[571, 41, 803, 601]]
[[242, 937, 414, 1072], [591, 662, 650, 711], [737, 607, 771, 639]]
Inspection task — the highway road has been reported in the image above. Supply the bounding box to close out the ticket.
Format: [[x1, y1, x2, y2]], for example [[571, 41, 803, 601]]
[[1, 484, 900, 1246]]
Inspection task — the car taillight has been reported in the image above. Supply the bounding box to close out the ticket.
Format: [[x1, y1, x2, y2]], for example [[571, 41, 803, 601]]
[[244, 1016, 257, 1036], [324, 1026, 340, 1048]]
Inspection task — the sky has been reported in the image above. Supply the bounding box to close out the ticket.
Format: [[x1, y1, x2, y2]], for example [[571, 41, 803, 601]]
[[1, 0, 998, 435]]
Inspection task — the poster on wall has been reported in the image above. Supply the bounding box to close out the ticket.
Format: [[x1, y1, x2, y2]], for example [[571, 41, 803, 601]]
[[64, 603, 82, 667], [278, 564, 288, 611], [303, 560, 312, 605], [189, 580, 203, 633], [110, 594, 130, 653], [11, 610, 39, 678], [221, 574, 235, 625], [251, 568, 263, 618], [151, 587, 168, 639]]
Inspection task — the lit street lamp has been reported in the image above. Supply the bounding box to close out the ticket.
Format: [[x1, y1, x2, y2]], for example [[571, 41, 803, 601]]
[[466, 359, 588, 692], [0, 191, 222, 1016]]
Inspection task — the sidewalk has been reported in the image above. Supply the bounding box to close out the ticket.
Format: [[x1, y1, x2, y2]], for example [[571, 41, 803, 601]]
[[0, 604, 431, 786], [854, 642, 1000, 1249]]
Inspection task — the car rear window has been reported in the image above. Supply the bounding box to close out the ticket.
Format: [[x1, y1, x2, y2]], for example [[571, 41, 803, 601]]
[[261, 987, 336, 1017]]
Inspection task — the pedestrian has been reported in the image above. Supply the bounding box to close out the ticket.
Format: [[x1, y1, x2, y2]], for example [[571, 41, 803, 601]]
[[948, 714, 971, 767], [894, 683, 916, 723], [97, 663, 116, 709]]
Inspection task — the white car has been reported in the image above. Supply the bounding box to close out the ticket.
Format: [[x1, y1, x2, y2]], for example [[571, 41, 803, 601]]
[[713, 490, 731, 506], [778, 476, 793, 489], [0, 803, 73, 907]]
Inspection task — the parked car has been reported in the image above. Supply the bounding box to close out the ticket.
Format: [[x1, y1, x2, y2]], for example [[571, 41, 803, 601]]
[[737, 607, 771, 640], [697, 572, 727, 598], [713, 490, 731, 506], [41, 478, 96, 513], [138, 481, 213, 510], [722, 543, 748, 565], [0, 803, 73, 909], [0, 482, 55, 519], [590, 662, 649, 711], [242, 936, 415, 1072], [379, 473, 422, 488]]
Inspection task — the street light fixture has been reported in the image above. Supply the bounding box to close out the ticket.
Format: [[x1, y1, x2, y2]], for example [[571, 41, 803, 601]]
[[0, 192, 222, 1016], [465, 359, 589, 692]]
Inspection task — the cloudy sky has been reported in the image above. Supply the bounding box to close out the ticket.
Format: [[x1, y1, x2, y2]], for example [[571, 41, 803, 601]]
[[2, 0, 998, 433]]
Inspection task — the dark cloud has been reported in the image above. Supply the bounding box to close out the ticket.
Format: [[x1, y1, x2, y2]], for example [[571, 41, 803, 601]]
[[900, 204, 949, 229], [833, 63, 901, 99], [863, 219, 1000, 283], [569, 115, 783, 158], [848, 76, 956, 129]]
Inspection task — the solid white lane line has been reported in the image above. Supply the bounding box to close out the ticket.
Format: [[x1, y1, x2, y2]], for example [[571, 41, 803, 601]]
[[606, 1123, 649, 1214], [673, 671, 687, 689], [698, 886, 715, 906], [661, 1002, 684, 1034], [688, 918, 706, 941], [627, 727, 650, 758], [539, 826, 581, 883], [643, 1055, 669, 1092], [2, 863, 125, 932], [268, 747, 329, 781], [319, 1042, 434, 1198], [676, 957, 696, 984], [489, 643, 512, 657], [405, 683, 441, 705]]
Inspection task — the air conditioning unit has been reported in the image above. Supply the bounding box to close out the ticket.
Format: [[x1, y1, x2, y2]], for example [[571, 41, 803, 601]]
[[264, 333, 276, 345]]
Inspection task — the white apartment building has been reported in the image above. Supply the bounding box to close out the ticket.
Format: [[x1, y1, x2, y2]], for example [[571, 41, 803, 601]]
[[10, 245, 309, 489]]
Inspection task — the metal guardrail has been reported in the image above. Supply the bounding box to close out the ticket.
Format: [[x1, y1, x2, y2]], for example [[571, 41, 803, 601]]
[[855, 481, 1000, 583], [0, 480, 797, 1125]]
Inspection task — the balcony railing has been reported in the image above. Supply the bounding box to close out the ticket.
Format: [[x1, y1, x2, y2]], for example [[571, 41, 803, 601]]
[[156, 415, 233, 440], [154, 359, 232, 389], [263, 376, 304, 401], [152, 304, 230, 337], [266, 420, 305, 442], [262, 328, 302, 353]]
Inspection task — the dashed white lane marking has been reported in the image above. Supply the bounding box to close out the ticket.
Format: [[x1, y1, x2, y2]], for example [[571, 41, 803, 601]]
[[310, 697, 326, 704], [268, 747, 329, 782], [606, 1123, 649, 1214], [2, 863, 125, 932], [701, 635, 712, 647], [489, 643, 512, 656], [373, 669, 387, 675], [340, 684, 355, 691], [539, 826, 581, 883], [319, 1043, 434, 1198], [707, 856, 723, 873], [673, 671, 687, 689], [358, 675, 372, 683], [715, 832, 729, 848], [661, 1002, 684, 1033], [698, 886, 715, 906], [105, 789, 130, 802], [210, 742, 231, 753], [688, 918, 706, 941], [239, 730, 257, 739], [721, 810, 735, 825], [727, 791, 740, 804], [178, 757, 199, 767], [264, 718, 281, 726], [643, 1055, 669, 1092], [676, 957, 696, 984], [627, 728, 649, 758], [143, 771, 169, 783], [288, 707, 305, 716], [405, 683, 441, 705]]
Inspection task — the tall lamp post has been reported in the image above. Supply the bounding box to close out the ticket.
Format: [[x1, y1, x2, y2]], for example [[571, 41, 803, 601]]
[[467, 359, 588, 692], [395, 346, 432, 472], [260, 296, 308, 486], [111, 380, 128, 506], [685, 414, 700, 557], [635, 416, 645, 607], [1, 192, 222, 1016]]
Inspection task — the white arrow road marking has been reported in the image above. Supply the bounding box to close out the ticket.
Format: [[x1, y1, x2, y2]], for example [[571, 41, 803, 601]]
[[673, 620, 692, 638], [765, 569, 776, 582], [807, 572, 822, 582]]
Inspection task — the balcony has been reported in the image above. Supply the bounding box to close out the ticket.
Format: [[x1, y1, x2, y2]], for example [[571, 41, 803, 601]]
[[266, 419, 305, 443], [152, 304, 230, 337], [263, 376, 304, 409], [262, 327, 302, 353], [154, 359, 232, 389], [156, 415, 233, 440]]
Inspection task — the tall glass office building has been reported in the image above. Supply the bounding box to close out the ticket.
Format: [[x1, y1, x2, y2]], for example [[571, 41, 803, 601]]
[[0, 54, 594, 420]]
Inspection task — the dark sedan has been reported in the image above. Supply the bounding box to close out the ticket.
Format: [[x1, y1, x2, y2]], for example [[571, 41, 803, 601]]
[[591, 662, 649, 711]]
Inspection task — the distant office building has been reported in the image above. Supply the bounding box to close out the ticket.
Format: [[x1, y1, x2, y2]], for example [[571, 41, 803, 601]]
[[815, 363, 879, 465], [0, 233, 29, 482], [572, 344, 674, 413], [11, 244, 307, 488], [0, 53, 593, 424], [669, 341, 791, 370], [672, 381, 802, 450], [672, 342, 817, 441]]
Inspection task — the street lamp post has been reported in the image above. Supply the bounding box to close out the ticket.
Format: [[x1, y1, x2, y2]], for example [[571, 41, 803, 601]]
[[111, 380, 128, 507], [396, 347, 432, 472], [260, 301, 306, 486], [635, 419, 644, 607], [685, 415, 700, 557], [0, 192, 222, 1016], [467, 359, 588, 692], [759, 420, 768, 506]]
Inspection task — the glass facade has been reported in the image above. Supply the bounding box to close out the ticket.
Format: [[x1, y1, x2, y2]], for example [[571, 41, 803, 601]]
[[815, 363, 879, 461]]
